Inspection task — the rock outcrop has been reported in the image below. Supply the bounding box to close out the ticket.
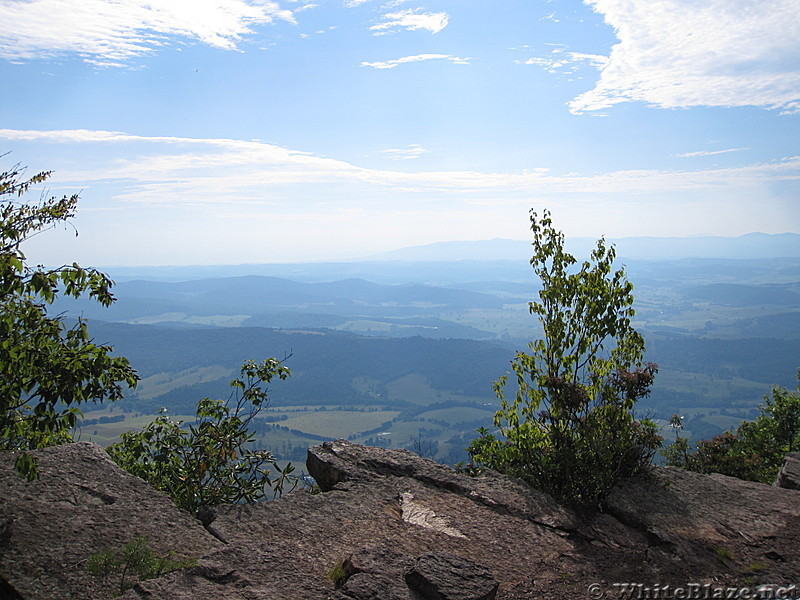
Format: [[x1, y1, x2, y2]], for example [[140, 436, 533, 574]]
[[2, 441, 799, 600], [0, 442, 221, 600], [775, 451, 800, 490]]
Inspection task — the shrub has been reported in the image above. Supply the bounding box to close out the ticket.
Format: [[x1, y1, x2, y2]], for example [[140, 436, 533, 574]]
[[108, 359, 294, 514], [468, 209, 661, 507], [663, 371, 800, 483]]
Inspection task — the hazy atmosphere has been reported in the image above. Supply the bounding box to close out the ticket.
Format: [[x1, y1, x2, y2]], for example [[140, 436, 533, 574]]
[[4, 6, 800, 593], [1, 0, 798, 266]]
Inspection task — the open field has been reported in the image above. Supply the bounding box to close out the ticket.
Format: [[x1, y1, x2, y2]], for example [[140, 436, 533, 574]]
[[277, 410, 400, 439], [417, 406, 495, 424], [136, 365, 233, 400], [76, 412, 197, 448]]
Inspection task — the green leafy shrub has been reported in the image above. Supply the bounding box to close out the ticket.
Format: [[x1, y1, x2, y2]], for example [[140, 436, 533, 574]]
[[0, 161, 138, 480], [86, 536, 196, 595], [108, 359, 295, 514], [663, 371, 800, 483], [468, 209, 661, 507]]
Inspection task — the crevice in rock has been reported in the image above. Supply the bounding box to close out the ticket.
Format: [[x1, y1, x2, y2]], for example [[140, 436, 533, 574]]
[[195, 508, 229, 544], [601, 505, 678, 553], [75, 484, 116, 505], [463, 488, 576, 535], [0, 576, 25, 600], [402, 474, 577, 535], [312, 441, 578, 535], [196, 567, 239, 585]]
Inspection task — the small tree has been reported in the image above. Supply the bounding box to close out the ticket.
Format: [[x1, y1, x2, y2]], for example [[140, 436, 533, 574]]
[[0, 161, 138, 479], [108, 359, 295, 514], [468, 209, 661, 507]]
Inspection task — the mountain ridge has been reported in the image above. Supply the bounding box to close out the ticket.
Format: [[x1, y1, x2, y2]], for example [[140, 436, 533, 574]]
[[365, 232, 800, 262]]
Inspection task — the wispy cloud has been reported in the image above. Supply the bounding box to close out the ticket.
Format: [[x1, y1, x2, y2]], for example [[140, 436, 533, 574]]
[[2, 129, 796, 201], [0, 0, 296, 66], [571, 0, 800, 113], [3, 129, 797, 263], [361, 53, 468, 69], [675, 148, 748, 158], [518, 48, 607, 74], [370, 8, 448, 34], [380, 144, 429, 160]]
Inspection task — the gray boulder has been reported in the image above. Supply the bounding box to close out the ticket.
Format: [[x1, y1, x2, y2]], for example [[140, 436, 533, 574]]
[[774, 451, 800, 490]]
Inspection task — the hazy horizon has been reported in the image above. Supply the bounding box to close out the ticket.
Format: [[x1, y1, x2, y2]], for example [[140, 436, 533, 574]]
[[2, 0, 798, 267], [49, 232, 800, 270]]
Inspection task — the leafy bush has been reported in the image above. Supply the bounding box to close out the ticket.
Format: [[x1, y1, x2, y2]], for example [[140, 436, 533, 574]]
[[0, 161, 138, 479], [108, 359, 295, 514], [468, 209, 661, 507], [663, 371, 800, 483]]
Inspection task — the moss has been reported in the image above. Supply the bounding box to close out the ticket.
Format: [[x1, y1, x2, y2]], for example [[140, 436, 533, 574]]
[[713, 546, 735, 562]]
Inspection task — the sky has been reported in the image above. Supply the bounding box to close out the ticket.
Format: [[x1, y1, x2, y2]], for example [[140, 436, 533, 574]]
[[0, 0, 798, 266]]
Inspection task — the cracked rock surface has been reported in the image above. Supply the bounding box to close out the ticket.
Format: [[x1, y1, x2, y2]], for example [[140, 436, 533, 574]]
[[0, 442, 221, 600], [2, 441, 800, 600]]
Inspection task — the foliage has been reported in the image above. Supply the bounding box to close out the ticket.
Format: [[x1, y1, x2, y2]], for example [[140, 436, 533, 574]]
[[713, 546, 735, 562], [85, 536, 196, 596], [663, 370, 800, 483], [108, 359, 295, 514], [468, 209, 661, 507], [326, 560, 348, 588], [0, 161, 138, 480]]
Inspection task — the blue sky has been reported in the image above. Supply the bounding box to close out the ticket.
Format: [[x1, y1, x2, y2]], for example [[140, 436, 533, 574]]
[[1, 0, 798, 265]]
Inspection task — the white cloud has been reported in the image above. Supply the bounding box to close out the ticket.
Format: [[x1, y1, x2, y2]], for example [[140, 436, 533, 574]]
[[1, 129, 796, 201], [0, 0, 296, 66], [571, 0, 800, 113], [370, 8, 448, 34], [519, 48, 607, 74], [675, 148, 748, 158], [361, 53, 468, 69], [3, 129, 797, 263], [380, 144, 428, 160]]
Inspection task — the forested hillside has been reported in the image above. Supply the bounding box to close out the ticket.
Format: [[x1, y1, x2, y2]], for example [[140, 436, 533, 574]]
[[52, 244, 799, 465]]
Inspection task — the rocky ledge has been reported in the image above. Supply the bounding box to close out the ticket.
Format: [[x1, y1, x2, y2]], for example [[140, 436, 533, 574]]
[[1, 442, 799, 599]]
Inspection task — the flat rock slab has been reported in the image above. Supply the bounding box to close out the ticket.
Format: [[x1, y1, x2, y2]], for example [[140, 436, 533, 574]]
[[119, 540, 334, 600], [307, 439, 577, 531], [200, 476, 571, 597], [5, 440, 800, 600], [605, 466, 800, 579], [0, 442, 221, 600]]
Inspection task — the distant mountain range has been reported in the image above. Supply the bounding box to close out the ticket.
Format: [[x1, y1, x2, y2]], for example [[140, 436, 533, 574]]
[[366, 233, 800, 262], [100, 233, 800, 284]]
